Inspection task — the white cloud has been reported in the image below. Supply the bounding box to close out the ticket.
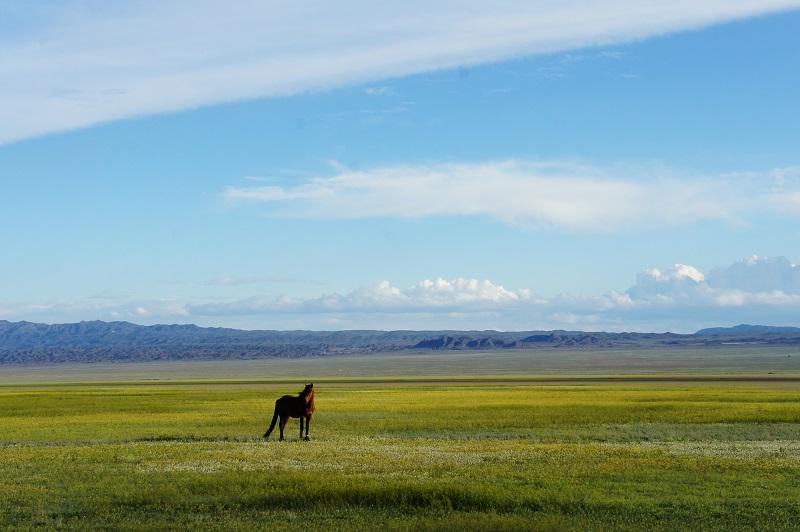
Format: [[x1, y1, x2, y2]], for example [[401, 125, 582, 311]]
[[223, 160, 800, 231], [648, 264, 706, 283], [364, 86, 394, 96], [205, 275, 322, 286], [627, 263, 708, 302], [622, 256, 800, 312], [185, 256, 800, 330], [4, 257, 800, 332], [3, 1, 799, 144], [0, 298, 188, 323], [189, 277, 536, 316], [617, 256, 800, 310], [707, 255, 800, 293]]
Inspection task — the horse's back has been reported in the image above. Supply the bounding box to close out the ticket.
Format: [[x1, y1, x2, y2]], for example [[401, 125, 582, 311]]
[[275, 395, 305, 416], [275, 394, 295, 407]]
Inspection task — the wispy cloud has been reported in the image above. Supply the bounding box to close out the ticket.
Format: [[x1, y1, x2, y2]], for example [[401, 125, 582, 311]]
[[0, 298, 189, 323], [3, 0, 799, 144], [364, 86, 394, 96], [205, 275, 324, 287], [222, 161, 800, 232]]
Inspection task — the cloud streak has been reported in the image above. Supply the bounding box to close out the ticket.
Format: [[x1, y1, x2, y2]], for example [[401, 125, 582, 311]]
[[3, 0, 799, 144], [205, 275, 324, 287], [223, 161, 800, 231]]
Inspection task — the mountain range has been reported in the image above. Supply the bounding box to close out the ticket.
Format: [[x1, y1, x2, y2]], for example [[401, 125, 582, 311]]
[[0, 320, 799, 364]]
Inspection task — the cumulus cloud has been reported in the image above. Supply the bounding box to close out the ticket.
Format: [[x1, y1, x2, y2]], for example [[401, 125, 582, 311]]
[[185, 256, 800, 330], [628, 255, 800, 305], [223, 161, 800, 231], [707, 255, 800, 293], [621, 256, 800, 311], [175, 256, 800, 329], [189, 278, 537, 316], [627, 264, 708, 303], [4, 257, 800, 331], [3, 1, 799, 144]]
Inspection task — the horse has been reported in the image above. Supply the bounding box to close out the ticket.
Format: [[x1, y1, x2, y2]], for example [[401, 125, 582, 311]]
[[263, 383, 315, 441]]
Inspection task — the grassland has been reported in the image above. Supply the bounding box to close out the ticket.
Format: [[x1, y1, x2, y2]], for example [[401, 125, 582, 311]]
[[1, 358, 800, 531], [2, 344, 799, 384]]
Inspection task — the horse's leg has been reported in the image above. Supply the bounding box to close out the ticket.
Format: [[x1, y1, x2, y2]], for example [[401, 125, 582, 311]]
[[299, 416, 305, 441], [304, 414, 311, 441], [279, 415, 288, 441]]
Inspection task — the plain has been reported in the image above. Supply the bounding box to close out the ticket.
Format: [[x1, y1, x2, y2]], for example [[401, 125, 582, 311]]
[[1, 349, 800, 530]]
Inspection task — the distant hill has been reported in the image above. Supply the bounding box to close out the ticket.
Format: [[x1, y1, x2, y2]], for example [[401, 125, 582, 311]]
[[1, 320, 799, 364], [695, 324, 800, 336]]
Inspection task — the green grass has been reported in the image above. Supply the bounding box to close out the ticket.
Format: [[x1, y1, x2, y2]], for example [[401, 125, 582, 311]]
[[1, 380, 800, 530]]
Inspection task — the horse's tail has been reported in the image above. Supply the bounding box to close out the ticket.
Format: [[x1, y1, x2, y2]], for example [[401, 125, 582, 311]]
[[263, 404, 279, 438]]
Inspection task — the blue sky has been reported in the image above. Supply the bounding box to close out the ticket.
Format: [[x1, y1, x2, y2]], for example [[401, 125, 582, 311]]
[[1, 1, 800, 331]]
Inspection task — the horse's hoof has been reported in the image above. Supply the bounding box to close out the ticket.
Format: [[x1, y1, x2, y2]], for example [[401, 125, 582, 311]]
[[262, 434, 268, 439], [304, 436, 310, 441]]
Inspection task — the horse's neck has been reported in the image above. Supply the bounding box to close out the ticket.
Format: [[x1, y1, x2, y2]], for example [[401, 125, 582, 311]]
[[299, 391, 313, 403]]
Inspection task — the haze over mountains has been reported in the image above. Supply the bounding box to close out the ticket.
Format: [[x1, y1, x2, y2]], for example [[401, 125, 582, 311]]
[[0, 320, 799, 364]]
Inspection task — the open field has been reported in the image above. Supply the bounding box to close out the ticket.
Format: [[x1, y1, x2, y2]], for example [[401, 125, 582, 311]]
[[2, 345, 800, 384], [1, 353, 800, 530]]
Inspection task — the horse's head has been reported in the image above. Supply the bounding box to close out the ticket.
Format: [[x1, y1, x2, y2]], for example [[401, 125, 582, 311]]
[[300, 383, 314, 398]]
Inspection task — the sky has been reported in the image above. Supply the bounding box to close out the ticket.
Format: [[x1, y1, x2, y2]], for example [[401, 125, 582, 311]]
[[1, 1, 800, 332]]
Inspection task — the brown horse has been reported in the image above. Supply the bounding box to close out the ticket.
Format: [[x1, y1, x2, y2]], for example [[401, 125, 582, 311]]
[[263, 383, 315, 441]]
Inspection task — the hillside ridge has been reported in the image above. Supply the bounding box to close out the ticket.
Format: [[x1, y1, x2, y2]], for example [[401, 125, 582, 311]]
[[1, 320, 799, 364]]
